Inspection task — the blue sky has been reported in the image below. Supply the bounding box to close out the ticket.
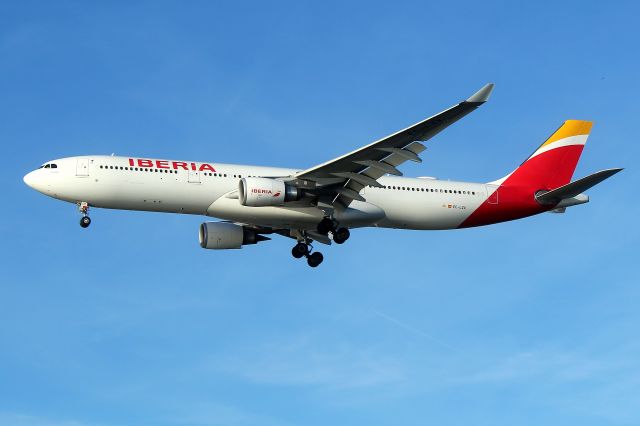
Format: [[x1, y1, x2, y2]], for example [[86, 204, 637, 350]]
[[2, 1, 639, 425]]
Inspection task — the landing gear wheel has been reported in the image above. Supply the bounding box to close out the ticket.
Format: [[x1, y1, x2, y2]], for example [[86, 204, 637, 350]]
[[333, 227, 350, 244], [80, 216, 91, 228], [291, 242, 309, 259], [307, 251, 324, 267], [317, 218, 335, 235]]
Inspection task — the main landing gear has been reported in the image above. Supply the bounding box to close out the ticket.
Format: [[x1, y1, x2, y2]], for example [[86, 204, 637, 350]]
[[291, 241, 324, 267], [78, 202, 91, 228], [317, 217, 350, 244], [290, 218, 351, 268]]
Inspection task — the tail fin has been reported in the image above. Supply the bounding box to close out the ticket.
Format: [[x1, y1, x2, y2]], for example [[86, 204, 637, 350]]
[[497, 120, 593, 190]]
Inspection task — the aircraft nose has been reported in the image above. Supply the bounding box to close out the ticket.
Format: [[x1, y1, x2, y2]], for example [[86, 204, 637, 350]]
[[23, 171, 37, 189], [23, 170, 48, 193]]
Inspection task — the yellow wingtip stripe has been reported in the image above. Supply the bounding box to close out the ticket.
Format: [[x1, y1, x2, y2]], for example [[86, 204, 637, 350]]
[[541, 120, 593, 147]]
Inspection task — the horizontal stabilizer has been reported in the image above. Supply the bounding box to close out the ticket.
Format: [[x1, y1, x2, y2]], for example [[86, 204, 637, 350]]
[[536, 168, 623, 205]]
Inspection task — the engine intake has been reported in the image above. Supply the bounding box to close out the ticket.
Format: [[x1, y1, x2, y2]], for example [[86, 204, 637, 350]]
[[199, 222, 269, 249], [238, 177, 301, 207]]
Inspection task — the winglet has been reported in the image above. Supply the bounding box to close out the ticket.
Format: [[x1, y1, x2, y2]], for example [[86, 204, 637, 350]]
[[466, 83, 495, 103]]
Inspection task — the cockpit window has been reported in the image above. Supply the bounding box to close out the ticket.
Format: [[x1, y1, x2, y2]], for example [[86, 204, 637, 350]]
[[44, 164, 50, 168], [51, 164, 57, 168]]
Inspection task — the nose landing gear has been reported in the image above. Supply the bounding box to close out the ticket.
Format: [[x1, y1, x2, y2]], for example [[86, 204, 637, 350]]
[[78, 202, 91, 228], [291, 241, 324, 267]]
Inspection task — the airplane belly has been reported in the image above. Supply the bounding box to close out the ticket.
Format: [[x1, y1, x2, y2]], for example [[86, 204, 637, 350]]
[[207, 196, 324, 228]]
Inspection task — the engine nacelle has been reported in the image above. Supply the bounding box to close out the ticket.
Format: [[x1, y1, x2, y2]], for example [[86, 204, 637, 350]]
[[238, 177, 301, 207], [199, 222, 268, 249]]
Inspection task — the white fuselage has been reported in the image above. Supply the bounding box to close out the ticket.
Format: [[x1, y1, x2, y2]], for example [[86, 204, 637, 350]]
[[24, 155, 492, 230]]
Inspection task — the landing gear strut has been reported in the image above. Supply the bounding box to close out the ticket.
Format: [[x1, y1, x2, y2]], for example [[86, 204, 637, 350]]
[[78, 202, 91, 228], [291, 240, 324, 267]]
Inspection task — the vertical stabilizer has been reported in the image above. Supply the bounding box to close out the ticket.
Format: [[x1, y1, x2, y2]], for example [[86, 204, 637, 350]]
[[498, 120, 592, 190]]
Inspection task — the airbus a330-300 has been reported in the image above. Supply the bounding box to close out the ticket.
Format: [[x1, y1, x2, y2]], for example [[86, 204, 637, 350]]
[[24, 84, 622, 267]]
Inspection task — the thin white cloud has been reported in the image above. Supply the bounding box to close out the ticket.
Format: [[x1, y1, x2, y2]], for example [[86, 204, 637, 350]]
[[166, 402, 289, 426], [0, 412, 96, 426], [213, 336, 404, 390], [450, 350, 603, 385]]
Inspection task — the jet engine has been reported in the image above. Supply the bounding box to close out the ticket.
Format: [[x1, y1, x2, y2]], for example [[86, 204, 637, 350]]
[[199, 222, 269, 249], [238, 177, 301, 207]]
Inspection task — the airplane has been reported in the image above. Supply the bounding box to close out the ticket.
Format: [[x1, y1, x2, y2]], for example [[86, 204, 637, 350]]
[[23, 83, 622, 267]]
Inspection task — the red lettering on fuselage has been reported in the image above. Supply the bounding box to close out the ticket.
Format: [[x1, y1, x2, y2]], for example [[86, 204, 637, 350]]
[[127, 158, 216, 172], [172, 161, 188, 170]]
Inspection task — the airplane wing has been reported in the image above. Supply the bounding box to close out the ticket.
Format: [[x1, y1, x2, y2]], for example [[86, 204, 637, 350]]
[[290, 83, 494, 210]]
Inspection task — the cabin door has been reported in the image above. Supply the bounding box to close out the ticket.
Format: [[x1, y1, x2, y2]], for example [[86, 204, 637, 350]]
[[188, 169, 201, 183], [76, 158, 89, 176]]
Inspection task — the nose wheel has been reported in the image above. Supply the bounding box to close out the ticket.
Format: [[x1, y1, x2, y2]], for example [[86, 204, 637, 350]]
[[78, 201, 91, 228], [291, 241, 324, 267]]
